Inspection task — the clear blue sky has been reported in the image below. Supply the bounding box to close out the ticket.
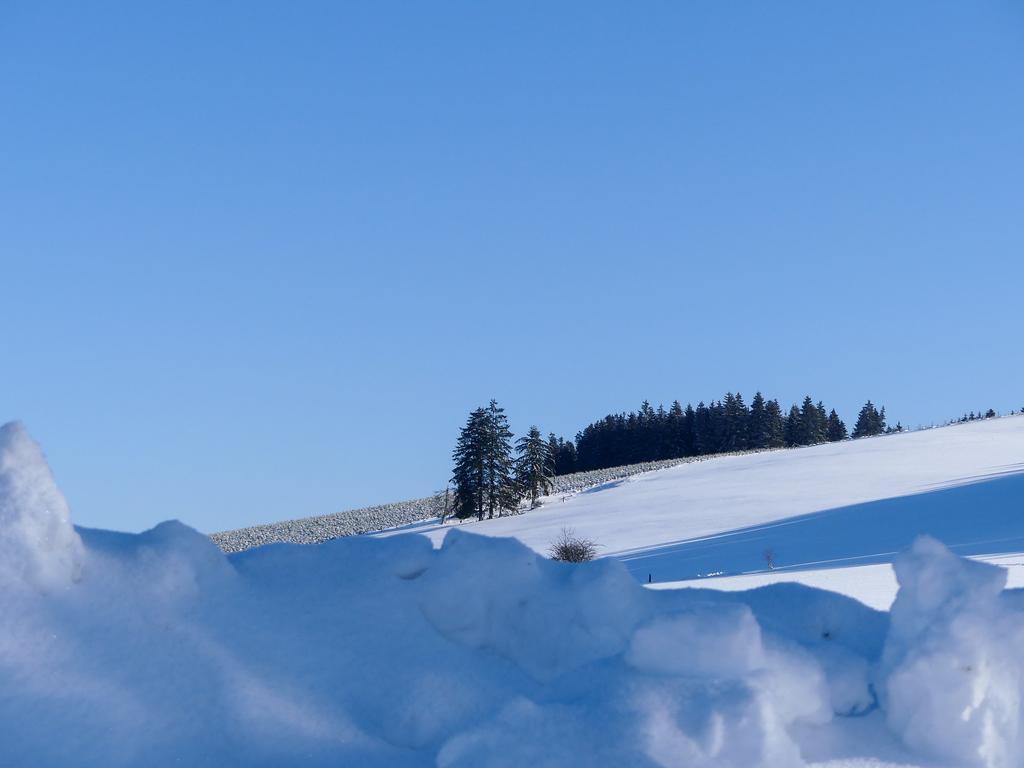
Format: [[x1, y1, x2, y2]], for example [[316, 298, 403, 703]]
[[2, 1, 1022, 533]]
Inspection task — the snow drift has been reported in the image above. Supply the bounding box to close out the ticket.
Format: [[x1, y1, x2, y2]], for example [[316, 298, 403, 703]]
[[0, 422, 82, 589], [2, 423, 1024, 767]]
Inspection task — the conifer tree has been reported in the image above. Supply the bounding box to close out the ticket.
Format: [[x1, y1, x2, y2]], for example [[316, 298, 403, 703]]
[[547, 433, 561, 472], [666, 401, 686, 458], [722, 392, 749, 451], [693, 402, 713, 455], [483, 399, 519, 518], [816, 401, 828, 437], [451, 400, 520, 520], [451, 407, 489, 519], [765, 399, 785, 448], [516, 426, 555, 507], [747, 392, 769, 449], [683, 403, 696, 455], [826, 409, 848, 442], [852, 401, 886, 438], [784, 404, 802, 446], [557, 438, 577, 475], [798, 396, 825, 445]]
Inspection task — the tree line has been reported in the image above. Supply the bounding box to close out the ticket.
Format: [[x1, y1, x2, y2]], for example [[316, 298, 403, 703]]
[[450, 393, 892, 519], [570, 394, 889, 474]]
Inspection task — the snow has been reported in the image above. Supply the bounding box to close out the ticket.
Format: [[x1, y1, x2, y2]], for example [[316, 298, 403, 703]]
[[2, 418, 1024, 766], [385, 415, 1024, 609], [0, 421, 83, 590]]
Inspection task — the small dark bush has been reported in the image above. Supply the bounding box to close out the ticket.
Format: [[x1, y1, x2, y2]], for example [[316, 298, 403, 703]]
[[548, 528, 598, 563]]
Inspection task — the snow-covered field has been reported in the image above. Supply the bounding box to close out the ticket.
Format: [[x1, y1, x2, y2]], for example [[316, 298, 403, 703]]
[[2, 417, 1024, 766], [387, 416, 1024, 610]]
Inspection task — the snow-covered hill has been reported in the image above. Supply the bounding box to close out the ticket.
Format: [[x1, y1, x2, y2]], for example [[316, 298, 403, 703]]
[[2, 417, 1024, 767], [383, 415, 1024, 609]]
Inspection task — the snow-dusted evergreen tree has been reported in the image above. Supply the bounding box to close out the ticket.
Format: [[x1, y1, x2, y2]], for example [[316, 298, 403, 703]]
[[451, 407, 489, 519], [798, 396, 826, 445], [721, 392, 749, 451], [693, 401, 713, 455], [765, 398, 786, 447], [826, 409, 848, 441], [451, 400, 520, 520], [547, 433, 561, 472], [549, 433, 577, 475], [852, 401, 887, 438], [517, 426, 555, 507], [747, 391, 769, 449], [784, 404, 802, 446], [483, 399, 519, 518]]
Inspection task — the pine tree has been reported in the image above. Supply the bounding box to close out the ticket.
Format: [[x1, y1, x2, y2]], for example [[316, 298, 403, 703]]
[[483, 399, 519, 518], [722, 392, 749, 451], [765, 399, 785, 447], [451, 407, 489, 519], [852, 401, 886, 438], [693, 402, 713, 455], [798, 396, 825, 445], [784, 404, 802, 446], [747, 392, 769, 449], [516, 426, 555, 508], [815, 401, 828, 439], [826, 409, 848, 442], [452, 401, 520, 520], [683, 403, 696, 455], [666, 400, 686, 458], [547, 433, 561, 473], [557, 439, 577, 475]]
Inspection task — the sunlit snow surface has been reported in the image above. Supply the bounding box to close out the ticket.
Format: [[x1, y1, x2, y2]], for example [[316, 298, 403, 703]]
[[2, 419, 1024, 766], [389, 416, 1024, 610]]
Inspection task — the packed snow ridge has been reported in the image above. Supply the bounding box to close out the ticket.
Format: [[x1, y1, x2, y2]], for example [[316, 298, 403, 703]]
[[3, 421, 1024, 766]]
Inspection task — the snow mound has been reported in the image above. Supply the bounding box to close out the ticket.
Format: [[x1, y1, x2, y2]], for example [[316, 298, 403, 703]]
[[3, 428, 1024, 766], [420, 528, 651, 681], [0, 422, 83, 589], [881, 536, 1024, 767]]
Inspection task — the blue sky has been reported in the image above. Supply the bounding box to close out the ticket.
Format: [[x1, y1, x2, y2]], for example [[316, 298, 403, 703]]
[[2, 1, 1022, 533]]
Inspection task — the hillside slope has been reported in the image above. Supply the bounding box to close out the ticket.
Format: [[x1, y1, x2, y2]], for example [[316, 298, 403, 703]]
[[382, 416, 1024, 607]]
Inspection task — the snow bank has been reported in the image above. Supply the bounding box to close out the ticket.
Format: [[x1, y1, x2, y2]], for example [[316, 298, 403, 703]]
[[4, 424, 1024, 767], [0, 422, 82, 589], [881, 536, 1024, 767]]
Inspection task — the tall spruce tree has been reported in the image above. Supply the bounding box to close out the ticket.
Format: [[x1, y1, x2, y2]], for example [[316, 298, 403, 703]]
[[747, 391, 769, 449], [722, 392, 749, 451], [784, 404, 802, 446], [451, 407, 489, 519], [826, 409, 848, 442], [483, 399, 519, 518], [815, 401, 828, 438], [765, 398, 785, 447], [683, 403, 696, 455], [666, 401, 686, 458], [547, 433, 560, 472], [799, 396, 825, 445], [451, 400, 520, 520], [516, 426, 555, 507], [693, 402, 712, 455], [557, 438, 577, 475], [852, 401, 886, 438]]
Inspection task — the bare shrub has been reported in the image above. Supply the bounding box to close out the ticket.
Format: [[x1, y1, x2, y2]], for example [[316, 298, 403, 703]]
[[548, 528, 598, 563]]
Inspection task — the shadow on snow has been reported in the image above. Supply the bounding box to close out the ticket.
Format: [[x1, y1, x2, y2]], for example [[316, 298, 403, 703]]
[[617, 465, 1024, 583]]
